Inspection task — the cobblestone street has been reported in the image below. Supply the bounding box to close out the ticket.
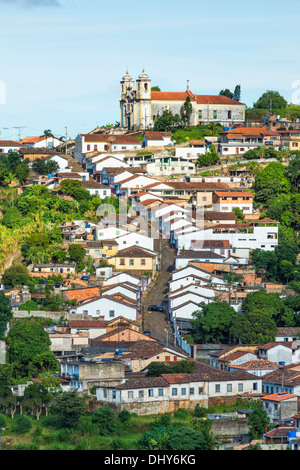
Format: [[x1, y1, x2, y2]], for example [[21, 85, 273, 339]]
[[141, 239, 175, 345]]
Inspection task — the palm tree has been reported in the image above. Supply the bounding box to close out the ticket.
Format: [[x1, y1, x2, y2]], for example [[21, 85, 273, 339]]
[[43, 129, 53, 137]]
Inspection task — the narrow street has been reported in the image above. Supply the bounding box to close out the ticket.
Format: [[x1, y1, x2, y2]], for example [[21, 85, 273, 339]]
[[141, 239, 175, 345]]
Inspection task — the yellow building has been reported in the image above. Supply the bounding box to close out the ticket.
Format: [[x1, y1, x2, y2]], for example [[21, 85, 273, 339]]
[[107, 246, 157, 275]]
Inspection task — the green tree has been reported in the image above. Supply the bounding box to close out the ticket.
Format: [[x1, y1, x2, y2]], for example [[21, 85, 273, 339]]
[[50, 390, 86, 429], [219, 89, 233, 98], [233, 85, 241, 102], [241, 290, 295, 327], [254, 162, 291, 204], [230, 309, 277, 344], [253, 90, 287, 109], [68, 244, 86, 263], [248, 405, 271, 440], [167, 426, 207, 450], [6, 318, 55, 377], [2, 264, 32, 288], [180, 96, 193, 126], [191, 301, 236, 344], [0, 294, 13, 340], [91, 406, 117, 436], [153, 109, 181, 131], [1, 206, 23, 229]]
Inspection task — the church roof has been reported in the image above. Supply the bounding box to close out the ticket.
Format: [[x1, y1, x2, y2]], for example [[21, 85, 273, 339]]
[[151, 90, 197, 101]]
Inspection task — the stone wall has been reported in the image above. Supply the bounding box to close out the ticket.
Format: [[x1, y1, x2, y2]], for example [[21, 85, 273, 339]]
[[14, 310, 93, 322]]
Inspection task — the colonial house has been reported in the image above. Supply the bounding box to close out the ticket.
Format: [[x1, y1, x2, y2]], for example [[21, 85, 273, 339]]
[[257, 342, 300, 366], [262, 392, 298, 424], [143, 131, 173, 147], [106, 246, 158, 275], [219, 127, 281, 156], [212, 191, 254, 214], [69, 294, 138, 322], [102, 271, 151, 292], [229, 359, 280, 377], [81, 180, 111, 198], [20, 135, 62, 149], [60, 359, 125, 393], [0, 140, 24, 154], [96, 365, 261, 414], [30, 263, 76, 278]]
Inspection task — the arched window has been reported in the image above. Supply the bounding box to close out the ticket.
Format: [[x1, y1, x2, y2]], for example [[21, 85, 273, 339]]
[[144, 83, 148, 91]]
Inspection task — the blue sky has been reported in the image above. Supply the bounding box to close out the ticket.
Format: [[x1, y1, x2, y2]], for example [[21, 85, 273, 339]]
[[1, 0, 300, 140]]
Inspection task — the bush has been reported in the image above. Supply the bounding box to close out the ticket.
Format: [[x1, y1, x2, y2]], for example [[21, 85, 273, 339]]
[[11, 415, 32, 435]]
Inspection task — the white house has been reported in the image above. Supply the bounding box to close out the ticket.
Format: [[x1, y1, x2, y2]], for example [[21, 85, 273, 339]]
[[81, 180, 111, 198], [20, 135, 62, 149], [143, 131, 173, 147], [258, 342, 300, 366], [0, 140, 24, 154], [114, 174, 161, 199], [102, 271, 151, 291], [96, 368, 262, 414], [115, 232, 154, 252], [69, 295, 138, 322], [95, 226, 128, 241]]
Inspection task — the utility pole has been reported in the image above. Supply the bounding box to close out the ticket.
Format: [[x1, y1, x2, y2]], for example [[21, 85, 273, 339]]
[[13, 126, 26, 141], [1, 128, 8, 139]]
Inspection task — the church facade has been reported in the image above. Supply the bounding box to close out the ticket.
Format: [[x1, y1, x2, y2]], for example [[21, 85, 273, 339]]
[[120, 69, 245, 131]]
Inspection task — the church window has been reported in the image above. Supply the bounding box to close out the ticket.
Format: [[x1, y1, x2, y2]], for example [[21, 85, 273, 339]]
[[144, 83, 148, 91]]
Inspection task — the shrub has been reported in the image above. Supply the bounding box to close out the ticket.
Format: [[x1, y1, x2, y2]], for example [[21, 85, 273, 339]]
[[11, 415, 32, 435]]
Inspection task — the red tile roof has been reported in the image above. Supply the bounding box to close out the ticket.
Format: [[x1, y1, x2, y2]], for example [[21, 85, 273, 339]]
[[214, 191, 254, 198], [151, 91, 197, 101], [263, 392, 298, 402], [196, 95, 245, 106]]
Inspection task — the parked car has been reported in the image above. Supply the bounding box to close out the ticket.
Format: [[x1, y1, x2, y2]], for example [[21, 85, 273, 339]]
[[147, 305, 163, 312]]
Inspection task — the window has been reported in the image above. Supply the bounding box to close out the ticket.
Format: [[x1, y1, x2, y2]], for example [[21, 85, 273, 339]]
[[129, 259, 134, 266], [198, 387, 203, 394], [181, 388, 186, 395], [158, 388, 164, 396], [198, 110, 202, 119], [87, 144, 90, 151], [112, 391, 116, 399], [215, 384, 220, 393], [213, 110, 217, 119], [109, 310, 115, 317], [83, 310, 88, 315], [228, 110, 232, 119], [148, 389, 154, 397], [141, 259, 146, 266], [139, 390, 144, 398], [190, 387, 194, 395], [120, 259, 125, 265], [94, 145, 97, 150], [238, 383, 243, 392], [128, 391, 133, 399], [96, 310, 100, 315], [227, 384, 232, 393], [172, 388, 178, 396], [253, 383, 258, 391], [123, 241, 127, 244], [103, 388, 107, 398]]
